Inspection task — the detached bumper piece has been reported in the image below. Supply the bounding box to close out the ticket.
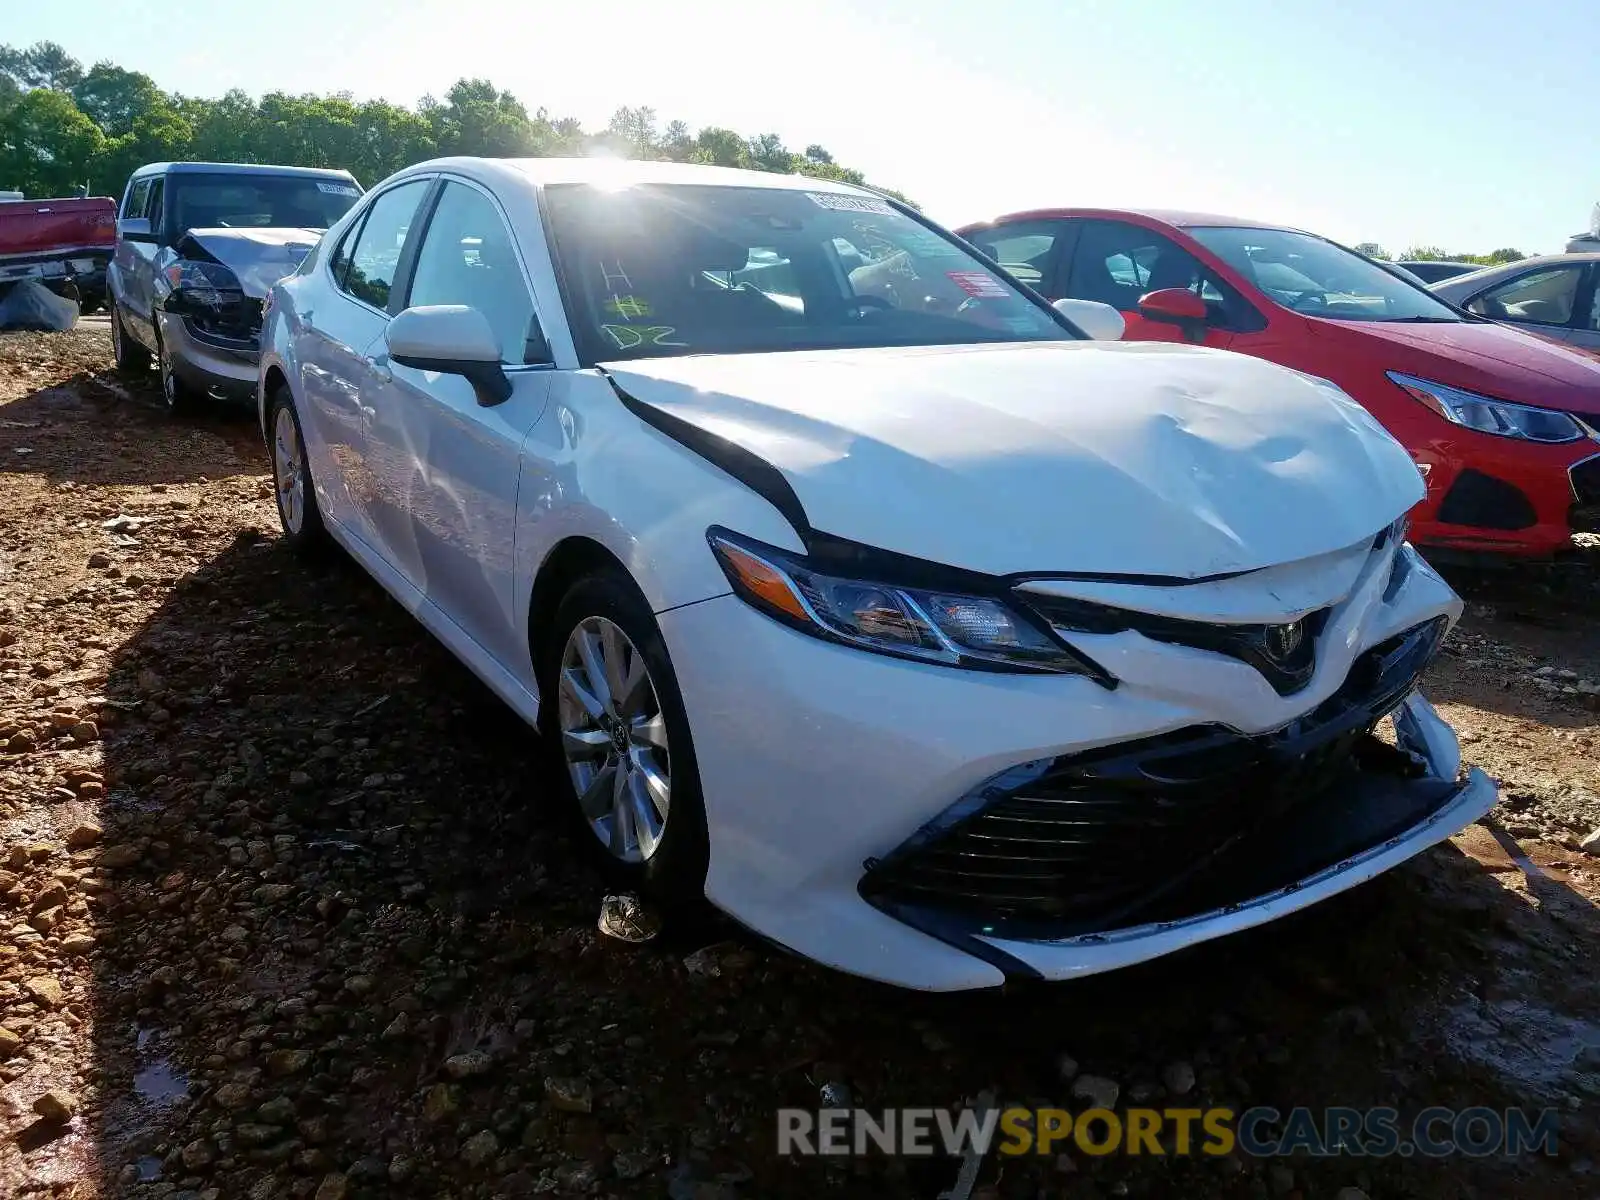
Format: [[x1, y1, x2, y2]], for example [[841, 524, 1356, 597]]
[[1571, 453, 1600, 534], [861, 618, 1458, 951]]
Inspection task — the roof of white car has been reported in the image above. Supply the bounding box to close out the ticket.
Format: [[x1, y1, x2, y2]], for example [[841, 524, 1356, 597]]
[[401, 155, 871, 196]]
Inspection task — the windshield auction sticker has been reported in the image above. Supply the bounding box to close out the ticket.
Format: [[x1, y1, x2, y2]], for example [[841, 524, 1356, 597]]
[[806, 192, 895, 215], [945, 270, 1010, 298]]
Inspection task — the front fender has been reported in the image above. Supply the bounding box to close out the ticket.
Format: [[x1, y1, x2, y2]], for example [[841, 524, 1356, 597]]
[[513, 370, 806, 633]]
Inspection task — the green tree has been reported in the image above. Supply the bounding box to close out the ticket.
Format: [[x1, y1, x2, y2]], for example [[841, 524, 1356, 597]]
[[71, 63, 163, 137], [1, 42, 83, 92], [745, 132, 792, 173], [605, 105, 659, 157], [0, 85, 105, 194], [0, 50, 910, 204], [692, 126, 748, 168]]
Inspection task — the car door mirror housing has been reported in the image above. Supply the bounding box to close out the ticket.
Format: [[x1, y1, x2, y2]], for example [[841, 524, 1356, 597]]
[[1137, 287, 1209, 328], [386, 305, 512, 405], [118, 216, 155, 243], [1052, 297, 1126, 341]]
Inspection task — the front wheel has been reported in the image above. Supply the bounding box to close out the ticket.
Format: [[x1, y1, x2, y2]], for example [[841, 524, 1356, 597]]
[[538, 571, 709, 908], [267, 388, 329, 555], [155, 325, 203, 416]]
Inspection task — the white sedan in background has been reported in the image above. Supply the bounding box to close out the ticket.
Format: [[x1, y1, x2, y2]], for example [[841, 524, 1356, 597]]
[[257, 157, 1493, 991]]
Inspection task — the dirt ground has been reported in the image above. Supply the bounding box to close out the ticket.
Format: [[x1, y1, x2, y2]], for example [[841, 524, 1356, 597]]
[[0, 325, 1595, 1200]]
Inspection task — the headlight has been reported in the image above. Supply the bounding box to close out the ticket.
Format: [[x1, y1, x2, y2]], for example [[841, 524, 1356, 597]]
[[1388, 372, 1592, 444], [707, 529, 1108, 679], [157, 259, 245, 311]]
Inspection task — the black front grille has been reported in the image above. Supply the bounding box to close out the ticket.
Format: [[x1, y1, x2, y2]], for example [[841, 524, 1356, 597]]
[[1019, 594, 1329, 696], [861, 618, 1447, 939]]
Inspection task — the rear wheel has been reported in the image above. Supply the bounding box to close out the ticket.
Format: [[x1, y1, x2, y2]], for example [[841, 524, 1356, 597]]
[[538, 571, 709, 908], [110, 305, 150, 373], [267, 388, 328, 555], [155, 325, 203, 416]]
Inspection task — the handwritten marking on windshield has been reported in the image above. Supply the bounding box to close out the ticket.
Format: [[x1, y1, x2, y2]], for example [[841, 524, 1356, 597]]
[[604, 294, 653, 318], [602, 324, 686, 349]]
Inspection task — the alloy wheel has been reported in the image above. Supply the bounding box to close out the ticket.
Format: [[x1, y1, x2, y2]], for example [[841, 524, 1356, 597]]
[[158, 338, 178, 410], [272, 405, 306, 536], [557, 615, 671, 863]]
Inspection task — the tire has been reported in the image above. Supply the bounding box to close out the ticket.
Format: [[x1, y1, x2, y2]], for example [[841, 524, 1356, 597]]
[[537, 570, 710, 909], [266, 387, 329, 556], [110, 305, 151, 373], [155, 325, 204, 417]]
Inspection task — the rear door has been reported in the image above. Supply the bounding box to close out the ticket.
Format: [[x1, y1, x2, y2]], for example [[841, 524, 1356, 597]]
[[1060, 219, 1253, 348], [293, 177, 435, 546], [112, 175, 163, 348]]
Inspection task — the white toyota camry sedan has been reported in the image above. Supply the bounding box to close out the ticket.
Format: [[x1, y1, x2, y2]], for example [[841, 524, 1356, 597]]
[[257, 157, 1495, 991]]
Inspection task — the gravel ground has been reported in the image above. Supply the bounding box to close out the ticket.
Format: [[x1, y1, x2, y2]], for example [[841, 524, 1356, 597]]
[[0, 326, 1596, 1199]]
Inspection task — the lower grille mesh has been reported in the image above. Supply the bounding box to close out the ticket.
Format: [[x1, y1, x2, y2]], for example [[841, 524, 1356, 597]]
[[861, 619, 1446, 936]]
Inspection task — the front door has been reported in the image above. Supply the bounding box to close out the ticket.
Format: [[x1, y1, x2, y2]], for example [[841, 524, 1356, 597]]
[[362, 178, 554, 666], [1462, 263, 1600, 354], [1059, 219, 1242, 349]]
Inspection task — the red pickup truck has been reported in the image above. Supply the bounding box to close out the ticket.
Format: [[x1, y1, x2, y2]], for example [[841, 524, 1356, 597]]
[[0, 196, 117, 313]]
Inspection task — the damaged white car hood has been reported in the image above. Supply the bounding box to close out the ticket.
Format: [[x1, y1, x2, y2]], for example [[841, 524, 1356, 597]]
[[176, 227, 322, 298], [604, 341, 1424, 580]]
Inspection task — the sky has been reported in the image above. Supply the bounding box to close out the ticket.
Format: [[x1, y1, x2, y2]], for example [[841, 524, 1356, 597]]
[[7, 0, 1595, 254]]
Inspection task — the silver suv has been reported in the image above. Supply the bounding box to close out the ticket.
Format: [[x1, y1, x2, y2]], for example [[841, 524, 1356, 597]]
[[109, 162, 362, 413]]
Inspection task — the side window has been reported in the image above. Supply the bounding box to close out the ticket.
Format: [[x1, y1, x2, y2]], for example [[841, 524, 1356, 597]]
[[340, 179, 430, 311], [964, 221, 1068, 293], [329, 213, 365, 289], [1068, 221, 1205, 310], [1067, 220, 1262, 331], [146, 178, 165, 238], [124, 178, 150, 220], [406, 182, 542, 363], [1467, 266, 1583, 327]]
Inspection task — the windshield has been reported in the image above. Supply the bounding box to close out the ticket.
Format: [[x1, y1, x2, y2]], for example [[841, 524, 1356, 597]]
[[543, 183, 1072, 362], [1188, 226, 1463, 322], [167, 174, 361, 235]]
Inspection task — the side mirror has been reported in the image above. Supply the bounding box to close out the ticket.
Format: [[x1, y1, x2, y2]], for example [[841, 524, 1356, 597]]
[[1136, 287, 1209, 340], [118, 216, 155, 243], [1052, 297, 1126, 341], [385, 305, 511, 405]]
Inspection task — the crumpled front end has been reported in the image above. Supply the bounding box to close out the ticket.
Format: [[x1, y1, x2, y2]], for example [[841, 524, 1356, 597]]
[[661, 518, 1492, 991], [859, 624, 1492, 981]]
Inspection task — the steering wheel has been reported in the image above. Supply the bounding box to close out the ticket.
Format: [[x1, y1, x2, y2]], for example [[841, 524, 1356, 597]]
[[1289, 290, 1328, 312]]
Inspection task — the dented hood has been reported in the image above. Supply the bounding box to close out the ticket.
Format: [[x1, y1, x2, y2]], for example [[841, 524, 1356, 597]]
[[604, 341, 1424, 579], [176, 227, 322, 298]]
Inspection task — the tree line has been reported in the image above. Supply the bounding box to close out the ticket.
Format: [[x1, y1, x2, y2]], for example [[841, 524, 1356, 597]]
[[1354, 242, 1527, 266], [0, 41, 912, 205]]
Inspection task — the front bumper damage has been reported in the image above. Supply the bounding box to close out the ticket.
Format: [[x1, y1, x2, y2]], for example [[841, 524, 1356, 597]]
[[862, 672, 1493, 981], [156, 307, 262, 404], [660, 532, 1491, 992]]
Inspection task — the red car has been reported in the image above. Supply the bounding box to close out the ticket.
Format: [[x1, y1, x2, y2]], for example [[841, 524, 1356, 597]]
[[956, 208, 1600, 560]]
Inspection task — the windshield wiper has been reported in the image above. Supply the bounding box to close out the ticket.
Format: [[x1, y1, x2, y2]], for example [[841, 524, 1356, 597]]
[[1375, 316, 1460, 323]]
